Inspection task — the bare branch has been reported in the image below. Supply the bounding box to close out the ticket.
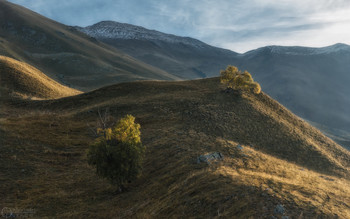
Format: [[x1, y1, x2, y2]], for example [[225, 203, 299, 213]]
[[87, 122, 98, 137]]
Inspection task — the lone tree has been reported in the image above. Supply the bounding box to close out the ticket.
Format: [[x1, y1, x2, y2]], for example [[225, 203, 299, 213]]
[[220, 65, 261, 94], [87, 114, 144, 191]]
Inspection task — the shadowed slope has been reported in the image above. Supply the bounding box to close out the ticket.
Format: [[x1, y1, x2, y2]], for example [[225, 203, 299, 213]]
[[45, 78, 350, 177], [78, 21, 350, 146], [77, 21, 239, 79], [0, 1, 179, 91], [0, 55, 81, 99], [1, 78, 349, 218], [239, 44, 350, 133]]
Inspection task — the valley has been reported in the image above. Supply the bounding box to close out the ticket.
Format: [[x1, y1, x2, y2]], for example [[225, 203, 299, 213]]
[[1, 0, 350, 218]]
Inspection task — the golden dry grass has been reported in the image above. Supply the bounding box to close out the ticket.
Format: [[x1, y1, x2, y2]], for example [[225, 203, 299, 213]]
[[1, 78, 349, 218], [0, 55, 81, 99]]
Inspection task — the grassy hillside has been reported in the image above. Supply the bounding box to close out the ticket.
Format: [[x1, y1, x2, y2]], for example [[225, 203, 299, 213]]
[[0, 55, 81, 99], [0, 1, 179, 91], [79, 22, 350, 148], [1, 77, 349, 218]]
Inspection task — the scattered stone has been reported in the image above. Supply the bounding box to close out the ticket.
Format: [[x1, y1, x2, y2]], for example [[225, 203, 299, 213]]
[[274, 204, 285, 215], [225, 195, 234, 201], [197, 152, 224, 164], [282, 216, 290, 219], [319, 175, 335, 181], [237, 144, 243, 150]]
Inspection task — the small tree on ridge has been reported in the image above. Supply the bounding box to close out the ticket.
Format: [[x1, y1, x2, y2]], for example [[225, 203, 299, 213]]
[[220, 65, 261, 94]]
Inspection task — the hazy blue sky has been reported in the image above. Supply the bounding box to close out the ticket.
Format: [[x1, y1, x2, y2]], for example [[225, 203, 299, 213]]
[[8, 0, 350, 52]]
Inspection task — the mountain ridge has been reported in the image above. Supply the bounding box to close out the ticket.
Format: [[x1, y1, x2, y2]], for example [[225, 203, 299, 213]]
[[78, 20, 211, 49], [79, 20, 350, 55], [77, 21, 350, 139], [243, 43, 350, 56]]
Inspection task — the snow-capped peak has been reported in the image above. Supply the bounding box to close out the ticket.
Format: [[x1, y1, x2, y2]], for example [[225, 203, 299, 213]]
[[243, 43, 350, 57], [78, 21, 208, 48], [316, 43, 350, 54]]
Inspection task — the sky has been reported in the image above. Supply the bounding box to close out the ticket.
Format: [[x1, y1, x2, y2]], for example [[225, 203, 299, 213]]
[[7, 0, 350, 53]]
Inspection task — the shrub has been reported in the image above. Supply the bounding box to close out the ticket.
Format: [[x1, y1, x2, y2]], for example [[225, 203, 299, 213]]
[[87, 115, 144, 190], [220, 65, 261, 94]]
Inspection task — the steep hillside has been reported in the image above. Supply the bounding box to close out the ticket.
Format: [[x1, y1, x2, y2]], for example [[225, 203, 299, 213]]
[[0, 55, 81, 99], [1, 78, 349, 218], [78, 21, 350, 144], [0, 1, 179, 91]]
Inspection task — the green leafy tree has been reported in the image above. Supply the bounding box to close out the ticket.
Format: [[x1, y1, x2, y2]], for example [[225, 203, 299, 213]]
[[220, 65, 261, 94], [87, 115, 144, 190]]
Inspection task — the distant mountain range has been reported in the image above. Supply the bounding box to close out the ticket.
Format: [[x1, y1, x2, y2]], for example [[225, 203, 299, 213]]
[[77, 21, 208, 48], [76, 21, 238, 79], [78, 21, 350, 141], [238, 44, 350, 138]]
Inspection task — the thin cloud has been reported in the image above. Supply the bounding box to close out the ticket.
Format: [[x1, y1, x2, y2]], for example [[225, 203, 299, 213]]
[[7, 0, 350, 52]]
